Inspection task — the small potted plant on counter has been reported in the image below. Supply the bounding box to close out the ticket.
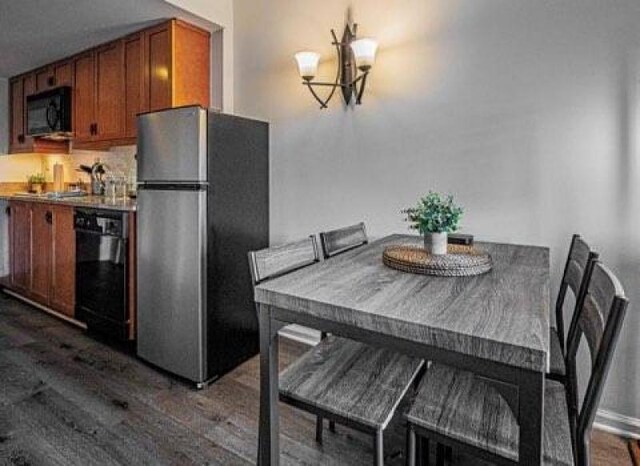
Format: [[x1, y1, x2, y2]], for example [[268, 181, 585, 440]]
[[403, 191, 464, 255], [28, 173, 46, 194]]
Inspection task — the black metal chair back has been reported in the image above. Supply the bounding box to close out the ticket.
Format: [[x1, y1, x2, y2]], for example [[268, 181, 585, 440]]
[[319, 222, 368, 258], [565, 261, 628, 466], [556, 235, 599, 352], [248, 235, 320, 286]]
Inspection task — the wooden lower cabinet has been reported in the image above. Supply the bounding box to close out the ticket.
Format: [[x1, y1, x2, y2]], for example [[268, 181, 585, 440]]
[[8, 202, 75, 317], [50, 205, 75, 317], [9, 201, 32, 293], [30, 203, 52, 304]]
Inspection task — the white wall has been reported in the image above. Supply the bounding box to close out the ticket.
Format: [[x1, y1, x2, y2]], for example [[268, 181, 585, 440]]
[[233, 0, 640, 431]]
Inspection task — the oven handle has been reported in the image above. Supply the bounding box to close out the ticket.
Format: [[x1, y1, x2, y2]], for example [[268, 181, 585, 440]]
[[74, 228, 126, 239]]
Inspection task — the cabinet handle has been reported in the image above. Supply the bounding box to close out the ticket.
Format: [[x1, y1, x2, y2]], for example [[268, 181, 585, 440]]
[[45, 211, 52, 224], [17, 134, 25, 144], [5, 206, 10, 217], [47, 76, 56, 87]]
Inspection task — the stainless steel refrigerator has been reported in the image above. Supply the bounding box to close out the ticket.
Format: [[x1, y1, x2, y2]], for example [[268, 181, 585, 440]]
[[136, 106, 269, 387]]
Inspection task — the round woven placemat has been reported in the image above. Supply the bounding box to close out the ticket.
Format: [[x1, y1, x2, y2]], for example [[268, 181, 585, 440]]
[[382, 244, 493, 277]]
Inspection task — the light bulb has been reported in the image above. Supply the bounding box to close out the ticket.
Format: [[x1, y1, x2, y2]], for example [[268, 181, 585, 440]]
[[294, 51, 321, 81], [350, 38, 378, 71]]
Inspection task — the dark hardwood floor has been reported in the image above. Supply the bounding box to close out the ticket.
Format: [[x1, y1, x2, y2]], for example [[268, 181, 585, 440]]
[[0, 292, 633, 465]]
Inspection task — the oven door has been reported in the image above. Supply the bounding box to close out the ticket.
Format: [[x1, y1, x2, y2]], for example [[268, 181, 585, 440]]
[[75, 228, 128, 339]]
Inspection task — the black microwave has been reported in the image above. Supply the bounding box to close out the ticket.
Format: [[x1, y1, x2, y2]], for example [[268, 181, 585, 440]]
[[26, 86, 72, 137]]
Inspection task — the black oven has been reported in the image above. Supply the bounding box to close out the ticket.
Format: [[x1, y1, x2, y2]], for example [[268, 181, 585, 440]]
[[26, 86, 72, 137], [75, 209, 129, 340]]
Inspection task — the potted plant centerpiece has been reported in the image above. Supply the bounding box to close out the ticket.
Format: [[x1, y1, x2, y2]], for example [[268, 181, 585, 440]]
[[403, 191, 463, 255], [28, 173, 46, 194]]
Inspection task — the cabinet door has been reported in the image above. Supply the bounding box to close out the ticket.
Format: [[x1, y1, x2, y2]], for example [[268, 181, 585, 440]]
[[73, 52, 96, 142], [124, 33, 145, 138], [173, 20, 210, 108], [35, 66, 55, 92], [50, 205, 75, 317], [145, 23, 172, 112], [95, 41, 125, 140], [10, 202, 31, 293], [22, 74, 36, 148], [54, 61, 72, 87], [30, 203, 51, 304], [9, 78, 26, 151]]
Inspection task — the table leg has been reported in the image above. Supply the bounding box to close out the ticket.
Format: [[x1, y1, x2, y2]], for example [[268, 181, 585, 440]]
[[258, 304, 280, 466], [517, 369, 544, 465]]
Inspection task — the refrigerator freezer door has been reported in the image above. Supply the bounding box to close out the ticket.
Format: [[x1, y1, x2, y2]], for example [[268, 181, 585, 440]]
[[137, 106, 207, 183], [137, 188, 208, 382]]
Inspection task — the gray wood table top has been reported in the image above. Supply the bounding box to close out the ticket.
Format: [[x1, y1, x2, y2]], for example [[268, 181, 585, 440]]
[[255, 234, 550, 372]]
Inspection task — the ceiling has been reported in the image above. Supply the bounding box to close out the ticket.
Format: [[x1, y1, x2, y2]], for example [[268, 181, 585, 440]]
[[0, 0, 218, 78]]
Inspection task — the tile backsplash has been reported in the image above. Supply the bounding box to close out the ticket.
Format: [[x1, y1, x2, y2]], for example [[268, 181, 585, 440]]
[[0, 145, 137, 187]]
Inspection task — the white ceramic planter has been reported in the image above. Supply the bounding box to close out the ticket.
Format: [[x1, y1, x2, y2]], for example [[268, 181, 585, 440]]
[[424, 232, 448, 255]]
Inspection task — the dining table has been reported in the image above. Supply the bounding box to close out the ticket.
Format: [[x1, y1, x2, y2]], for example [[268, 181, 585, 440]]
[[254, 234, 550, 465]]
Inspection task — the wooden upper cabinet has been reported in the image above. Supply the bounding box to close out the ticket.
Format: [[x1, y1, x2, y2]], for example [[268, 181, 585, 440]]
[[124, 33, 145, 139], [54, 61, 72, 87], [22, 74, 36, 148], [146, 23, 172, 112], [95, 41, 125, 140], [35, 61, 72, 91], [35, 67, 53, 92], [146, 20, 210, 111], [30, 203, 52, 304], [50, 205, 75, 317], [173, 20, 210, 108], [73, 52, 96, 143], [8, 18, 211, 153], [9, 78, 26, 151]]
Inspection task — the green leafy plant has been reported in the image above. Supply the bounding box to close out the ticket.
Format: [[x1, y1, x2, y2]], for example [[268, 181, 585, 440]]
[[403, 191, 464, 234], [28, 173, 46, 185]]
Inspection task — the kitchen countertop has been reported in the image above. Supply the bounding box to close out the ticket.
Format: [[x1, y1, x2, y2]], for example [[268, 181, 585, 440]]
[[0, 193, 137, 212]]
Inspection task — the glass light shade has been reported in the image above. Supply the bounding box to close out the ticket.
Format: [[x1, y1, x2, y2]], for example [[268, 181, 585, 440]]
[[350, 38, 378, 71], [294, 51, 321, 80]]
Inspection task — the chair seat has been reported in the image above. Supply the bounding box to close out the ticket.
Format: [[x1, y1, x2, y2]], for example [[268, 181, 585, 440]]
[[279, 336, 424, 430], [549, 327, 566, 378], [406, 364, 574, 466]]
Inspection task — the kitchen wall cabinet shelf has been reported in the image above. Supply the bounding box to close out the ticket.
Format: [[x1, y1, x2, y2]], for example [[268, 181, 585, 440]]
[[8, 19, 211, 153]]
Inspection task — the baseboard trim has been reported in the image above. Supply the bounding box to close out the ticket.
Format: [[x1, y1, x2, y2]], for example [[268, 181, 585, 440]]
[[278, 325, 319, 346], [595, 409, 640, 440], [2, 289, 87, 330]]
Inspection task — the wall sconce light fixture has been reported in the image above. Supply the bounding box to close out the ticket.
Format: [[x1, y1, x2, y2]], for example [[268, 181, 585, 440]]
[[294, 23, 378, 109]]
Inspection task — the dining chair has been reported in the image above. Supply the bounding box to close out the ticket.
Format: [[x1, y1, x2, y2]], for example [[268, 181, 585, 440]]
[[317, 221, 369, 432], [250, 230, 424, 466], [549, 234, 598, 383], [249, 236, 321, 466], [319, 222, 368, 258], [248, 235, 321, 285], [404, 260, 628, 466]]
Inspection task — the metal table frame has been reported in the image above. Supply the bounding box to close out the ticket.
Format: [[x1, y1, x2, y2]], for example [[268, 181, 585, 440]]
[[256, 238, 546, 465]]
